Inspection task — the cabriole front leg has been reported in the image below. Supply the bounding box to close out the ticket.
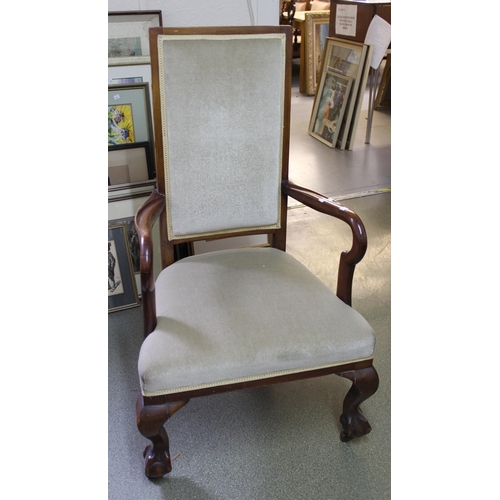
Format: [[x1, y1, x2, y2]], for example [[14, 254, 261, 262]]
[[337, 366, 379, 442], [136, 396, 189, 478]]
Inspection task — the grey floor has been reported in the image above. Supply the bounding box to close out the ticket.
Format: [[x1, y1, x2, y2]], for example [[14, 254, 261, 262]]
[[108, 62, 391, 499]]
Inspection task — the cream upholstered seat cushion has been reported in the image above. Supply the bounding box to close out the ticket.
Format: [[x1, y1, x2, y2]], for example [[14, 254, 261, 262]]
[[138, 248, 375, 397]]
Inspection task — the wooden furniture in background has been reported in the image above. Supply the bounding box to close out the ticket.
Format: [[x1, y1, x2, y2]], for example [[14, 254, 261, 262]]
[[375, 51, 391, 109], [329, 0, 390, 43]]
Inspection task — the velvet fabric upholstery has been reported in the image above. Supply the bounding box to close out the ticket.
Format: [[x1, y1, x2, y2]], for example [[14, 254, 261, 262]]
[[157, 34, 286, 240], [138, 248, 375, 397]]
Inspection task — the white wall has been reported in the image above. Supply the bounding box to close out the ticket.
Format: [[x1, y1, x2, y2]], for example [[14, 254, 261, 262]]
[[108, 0, 280, 26]]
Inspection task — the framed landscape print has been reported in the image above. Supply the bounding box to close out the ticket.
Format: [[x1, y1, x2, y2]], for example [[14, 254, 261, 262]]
[[108, 224, 139, 312], [309, 71, 353, 147], [303, 11, 330, 96], [108, 11, 162, 66], [108, 82, 155, 178], [319, 38, 369, 149]]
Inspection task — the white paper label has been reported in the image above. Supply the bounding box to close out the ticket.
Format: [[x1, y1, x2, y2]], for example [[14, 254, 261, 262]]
[[335, 5, 357, 37]]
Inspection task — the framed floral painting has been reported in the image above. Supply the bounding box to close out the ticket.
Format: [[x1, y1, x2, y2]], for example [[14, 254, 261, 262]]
[[108, 82, 155, 181]]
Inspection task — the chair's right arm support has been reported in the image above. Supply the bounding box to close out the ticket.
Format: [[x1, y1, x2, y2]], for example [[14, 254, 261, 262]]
[[135, 189, 166, 338], [282, 180, 367, 306]]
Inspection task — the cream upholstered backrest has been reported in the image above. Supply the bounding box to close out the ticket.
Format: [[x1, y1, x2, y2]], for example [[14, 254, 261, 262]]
[[153, 29, 289, 241]]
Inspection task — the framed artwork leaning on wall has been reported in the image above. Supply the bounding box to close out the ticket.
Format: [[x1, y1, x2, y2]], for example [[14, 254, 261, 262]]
[[309, 71, 352, 147], [108, 82, 155, 182], [108, 10, 162, 66], [108, 224, 139, 312]]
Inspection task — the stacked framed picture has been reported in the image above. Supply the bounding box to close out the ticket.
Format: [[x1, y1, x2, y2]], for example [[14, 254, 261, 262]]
[[308, 72, 353, 147], [108, 11, 162, 66], [108, 224, 139, 312], [108, 12, 162, 312], [309, 37, 373, 150], [303, 11, 331, 96], [108, 82, 156, 191], [108, 82, 157, 308]]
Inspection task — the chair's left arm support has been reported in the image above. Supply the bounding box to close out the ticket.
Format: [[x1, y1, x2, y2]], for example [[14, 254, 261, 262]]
[[282, 180, 367, 306], [135, 189, 166, 338]]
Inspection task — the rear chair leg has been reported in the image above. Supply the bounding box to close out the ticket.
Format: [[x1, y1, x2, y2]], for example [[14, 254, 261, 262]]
[[136, 396, 189, 478], [337, 366, 379, 442]]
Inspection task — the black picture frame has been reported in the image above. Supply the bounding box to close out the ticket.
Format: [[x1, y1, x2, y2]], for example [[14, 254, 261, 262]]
[[108, 224, 139, 312], [108, 10, 163, 66], [108, 82, 155, 180], [108, 141, 154, 188], [108, 216, 140, 275]]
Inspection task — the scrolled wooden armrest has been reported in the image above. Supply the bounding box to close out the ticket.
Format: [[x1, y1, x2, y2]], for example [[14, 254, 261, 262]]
[[282, 179, 367, 306], [134, 189, 166, 337]]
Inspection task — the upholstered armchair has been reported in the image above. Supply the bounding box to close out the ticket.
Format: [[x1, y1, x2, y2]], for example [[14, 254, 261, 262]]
[[134, 25, 378, 479]]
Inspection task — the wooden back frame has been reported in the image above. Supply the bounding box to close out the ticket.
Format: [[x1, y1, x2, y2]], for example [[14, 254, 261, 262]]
[[134, 26, 378, 480], [149, 26, 292, 269], [137, 26, 368, 336]]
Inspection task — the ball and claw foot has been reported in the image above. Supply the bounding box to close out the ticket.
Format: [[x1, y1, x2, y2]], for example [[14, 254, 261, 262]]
[[339, 411, 372, 442], [143, 444, 172, 478]]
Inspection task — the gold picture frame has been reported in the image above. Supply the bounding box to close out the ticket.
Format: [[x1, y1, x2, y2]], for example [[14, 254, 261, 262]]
[[315, 37, 371, 149], [303, 11, 331, 96], [309, 71, 353, 147]]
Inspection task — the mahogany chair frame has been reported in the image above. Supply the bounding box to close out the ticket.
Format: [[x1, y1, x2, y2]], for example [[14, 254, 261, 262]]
[[135, 25, 378, 479]]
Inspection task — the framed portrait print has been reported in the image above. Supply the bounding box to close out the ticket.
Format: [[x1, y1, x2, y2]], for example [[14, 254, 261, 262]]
[[108, 191, 162, 296], [309, 71, 353, 147], [108, 82, 155, 177], [303, 11, 330, 96], [108, 224, 139, 312], [109, 215, 140, 279], [108, 11, 162, 66]]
